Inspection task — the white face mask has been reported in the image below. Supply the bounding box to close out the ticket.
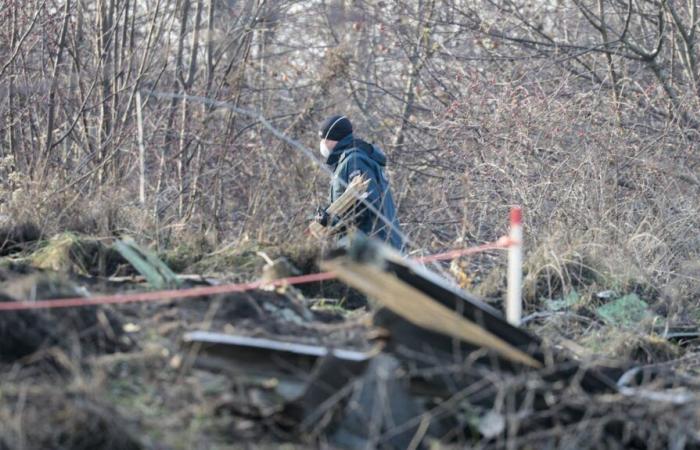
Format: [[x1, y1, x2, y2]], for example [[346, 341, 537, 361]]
[[320, 140, 331, 159]]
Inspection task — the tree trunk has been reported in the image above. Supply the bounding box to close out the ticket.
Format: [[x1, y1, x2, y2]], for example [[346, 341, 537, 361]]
[[41, 0, 71, 180]]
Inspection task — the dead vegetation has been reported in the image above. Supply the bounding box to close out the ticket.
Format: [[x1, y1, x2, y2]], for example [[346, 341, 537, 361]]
[[0, 382, 143, 450], [31, 233, 130, 277], [0, 228, 698, 449], [0, 273, 132, 364], [1, 0, 700, 447], [0, 221, 40, 256]]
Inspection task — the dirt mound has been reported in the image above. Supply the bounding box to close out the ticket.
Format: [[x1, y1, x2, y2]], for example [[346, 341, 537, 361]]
[[0, 383, 143, 450], [0, 274, 132, 363]]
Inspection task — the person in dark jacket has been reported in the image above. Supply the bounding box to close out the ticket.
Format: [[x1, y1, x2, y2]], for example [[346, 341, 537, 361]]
[[313, 115, 404, 250]]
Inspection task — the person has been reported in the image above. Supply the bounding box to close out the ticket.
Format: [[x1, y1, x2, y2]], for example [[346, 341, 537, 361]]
[[312, 115, 404, 250]]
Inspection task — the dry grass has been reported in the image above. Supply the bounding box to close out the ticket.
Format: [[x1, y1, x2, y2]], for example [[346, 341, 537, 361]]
[[587, 330, 682, 364]]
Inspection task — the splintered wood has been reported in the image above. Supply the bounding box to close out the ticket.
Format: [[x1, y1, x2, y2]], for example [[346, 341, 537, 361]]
[[309, 175, 370, 238], [322, 254, 542, 368], [322, 241, 542, 368]]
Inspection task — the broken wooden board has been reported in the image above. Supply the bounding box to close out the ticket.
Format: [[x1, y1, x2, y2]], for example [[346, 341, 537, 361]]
[[321, 235, 619, 394], [107, 273, 218, 285], [322, 236, 543, 368], [113, 238, 181, 289], [183, 331, 373, 365], [309, 175, 370, 239]]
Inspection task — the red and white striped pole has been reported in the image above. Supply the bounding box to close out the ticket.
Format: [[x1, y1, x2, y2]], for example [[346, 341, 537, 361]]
[[506, 206, 523, 326]]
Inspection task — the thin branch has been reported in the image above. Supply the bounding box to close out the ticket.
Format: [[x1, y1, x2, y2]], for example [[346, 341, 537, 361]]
[[0, 0, 49, 79]]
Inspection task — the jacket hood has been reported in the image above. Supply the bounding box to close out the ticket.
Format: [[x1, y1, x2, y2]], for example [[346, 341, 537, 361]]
[[325, 134, 387, 167]]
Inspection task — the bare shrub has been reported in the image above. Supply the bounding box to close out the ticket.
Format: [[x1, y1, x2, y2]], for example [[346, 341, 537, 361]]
[[0, 0, 697, 303]]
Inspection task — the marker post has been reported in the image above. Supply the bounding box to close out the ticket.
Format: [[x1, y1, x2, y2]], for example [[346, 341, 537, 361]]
[[506, 206, 523, 326]]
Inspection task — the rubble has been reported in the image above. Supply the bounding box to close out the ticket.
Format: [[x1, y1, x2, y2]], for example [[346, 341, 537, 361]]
[[1, 234, 699, 449], [0, 273, 132, 364], [181, 236, 700, 449], [0, 382, 144, 450]]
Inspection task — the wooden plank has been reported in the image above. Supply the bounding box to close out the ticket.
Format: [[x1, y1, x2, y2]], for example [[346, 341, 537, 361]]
[[309, 175, 369, 238], [113, 240, 167, 289], [323, 237, 621, 394], [113, 238, 181, 289], [322, 248, 543, 368], [184, 331, 373, 362]]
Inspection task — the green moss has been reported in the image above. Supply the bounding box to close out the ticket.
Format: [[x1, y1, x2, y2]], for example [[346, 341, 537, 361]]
[[596, 293, 655, 328], [544, 289, 581, 311], [31, 233, 91, 274]]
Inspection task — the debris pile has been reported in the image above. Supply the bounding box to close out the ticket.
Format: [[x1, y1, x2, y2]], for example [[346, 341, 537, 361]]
[[0, 382, 144, 450], [32, 233, 130, 277], [0, 273, 132, 364], [1, 231, 698, 448], [184, 237, 700, 449]]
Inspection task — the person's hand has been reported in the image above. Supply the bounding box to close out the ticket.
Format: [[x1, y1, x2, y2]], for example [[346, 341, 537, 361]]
[[314, 206, 329, 227]]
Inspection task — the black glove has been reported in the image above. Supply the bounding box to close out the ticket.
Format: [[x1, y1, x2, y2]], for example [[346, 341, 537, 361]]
[[314, 206, 330, 227]]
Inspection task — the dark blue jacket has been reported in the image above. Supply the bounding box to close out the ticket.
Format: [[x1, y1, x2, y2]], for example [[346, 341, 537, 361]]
[[326, 134, 404, 250]]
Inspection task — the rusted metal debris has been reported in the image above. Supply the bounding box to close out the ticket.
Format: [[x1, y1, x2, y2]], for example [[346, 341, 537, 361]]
[[183, 236, 700, 449]]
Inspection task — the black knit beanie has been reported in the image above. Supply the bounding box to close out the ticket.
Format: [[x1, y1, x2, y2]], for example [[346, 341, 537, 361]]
[[318, 115, 353, 141]]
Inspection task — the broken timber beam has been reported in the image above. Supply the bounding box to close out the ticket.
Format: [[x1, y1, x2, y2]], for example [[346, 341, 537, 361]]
[[113, 238, 181, 289], [322, 236, 543, 368], [321, 235, 619, 394]]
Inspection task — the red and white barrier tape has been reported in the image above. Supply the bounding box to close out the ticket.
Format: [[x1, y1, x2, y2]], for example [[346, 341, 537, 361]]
[[0, 239, 514, 312], [416, 237, 516, 264]]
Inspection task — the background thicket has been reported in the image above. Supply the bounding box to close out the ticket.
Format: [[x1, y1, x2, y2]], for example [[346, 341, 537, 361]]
[[1, 0, 698, 305]]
